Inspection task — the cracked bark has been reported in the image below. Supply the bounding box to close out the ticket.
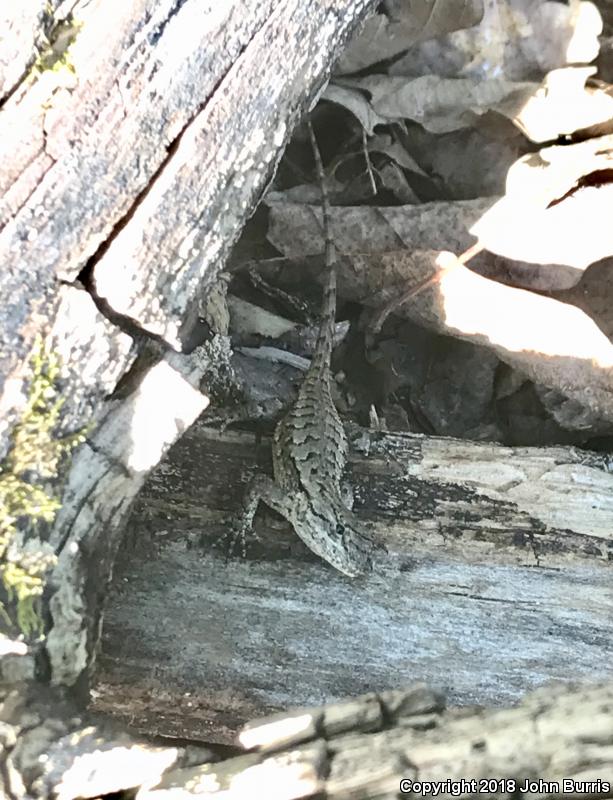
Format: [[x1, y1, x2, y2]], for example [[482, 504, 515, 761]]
[[0, 2, 382, 795], [2, 682, 612, 799]]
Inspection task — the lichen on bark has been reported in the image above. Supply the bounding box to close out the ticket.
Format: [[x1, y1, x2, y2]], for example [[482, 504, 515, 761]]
[[0, 337, 84, 637]]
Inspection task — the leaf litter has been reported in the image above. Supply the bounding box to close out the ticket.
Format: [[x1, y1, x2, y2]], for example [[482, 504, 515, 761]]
[[228, 0, 613, 451]]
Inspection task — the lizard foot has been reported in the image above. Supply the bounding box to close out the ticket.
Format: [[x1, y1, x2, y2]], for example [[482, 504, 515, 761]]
[[207, 517, 261, 564]]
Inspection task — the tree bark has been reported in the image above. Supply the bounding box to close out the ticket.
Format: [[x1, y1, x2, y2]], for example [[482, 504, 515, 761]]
[[0, 0, 377, 686], [3, 680, 612, 799]]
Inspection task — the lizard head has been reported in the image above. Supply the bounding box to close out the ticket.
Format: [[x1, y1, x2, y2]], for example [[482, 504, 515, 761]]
[[294, 495, 375, 578]]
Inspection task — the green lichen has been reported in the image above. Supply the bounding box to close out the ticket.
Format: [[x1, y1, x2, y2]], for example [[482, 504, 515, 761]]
[[0, 337, 85, 637], [32, 15, 82, 77]]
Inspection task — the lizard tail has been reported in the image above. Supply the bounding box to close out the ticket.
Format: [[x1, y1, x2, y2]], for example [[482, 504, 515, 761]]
[[307, 118, 337, 377]]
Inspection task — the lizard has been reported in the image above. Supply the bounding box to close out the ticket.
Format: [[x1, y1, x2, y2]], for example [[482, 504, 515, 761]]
[[231, 118, 376, 577]]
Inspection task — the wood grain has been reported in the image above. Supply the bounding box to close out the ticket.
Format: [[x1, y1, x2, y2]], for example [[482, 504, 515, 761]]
[[94, 422, 613, 743]]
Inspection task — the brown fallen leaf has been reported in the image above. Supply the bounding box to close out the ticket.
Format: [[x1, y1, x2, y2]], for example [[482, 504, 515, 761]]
[[471, 134, 613, 268]]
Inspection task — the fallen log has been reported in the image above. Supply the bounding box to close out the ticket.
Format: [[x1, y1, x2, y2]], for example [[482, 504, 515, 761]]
[[93, 421, 613, 742], [6, 678, 611, 798], [0, 0, 377, 688]]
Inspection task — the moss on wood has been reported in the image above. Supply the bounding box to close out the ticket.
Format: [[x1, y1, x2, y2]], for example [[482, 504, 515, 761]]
[[0, 337, 85, 636]]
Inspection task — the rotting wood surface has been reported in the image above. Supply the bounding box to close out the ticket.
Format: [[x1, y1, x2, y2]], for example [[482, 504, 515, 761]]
[[94, 421, 613, 743]]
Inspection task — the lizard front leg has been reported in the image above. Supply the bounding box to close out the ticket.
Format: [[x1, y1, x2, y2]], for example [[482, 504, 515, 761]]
[[230, 475, 301, 557]]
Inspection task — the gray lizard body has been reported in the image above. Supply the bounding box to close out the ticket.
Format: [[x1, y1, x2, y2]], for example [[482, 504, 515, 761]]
[[234, 120, 374, 577]]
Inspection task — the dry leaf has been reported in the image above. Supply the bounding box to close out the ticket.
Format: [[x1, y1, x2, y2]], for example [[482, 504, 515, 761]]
[[336, 68, 613, 142], [509, 67, 613, 142], [265, 197, 490, 257], [390, 0, 601, 82], [337, 73, 536, 133], [335, 0, 483, 75], [400, 122, 526, 199], [376, 161, 421, 203], [390, 256, 613, 426], [323, 85, 388, 135], [367, 132, 427, 175], [471, 134, 613, 268]]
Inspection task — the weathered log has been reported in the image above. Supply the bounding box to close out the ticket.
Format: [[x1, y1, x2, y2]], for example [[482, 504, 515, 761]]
[[92, 422, 613, 742], [156, 682, 613, 799], [3, 680, 612, 799], [0, 0, 377, 686]]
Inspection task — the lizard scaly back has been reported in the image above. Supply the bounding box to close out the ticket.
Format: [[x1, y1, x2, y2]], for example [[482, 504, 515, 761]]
[[234, 118, 374, 577]]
